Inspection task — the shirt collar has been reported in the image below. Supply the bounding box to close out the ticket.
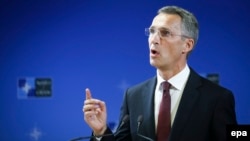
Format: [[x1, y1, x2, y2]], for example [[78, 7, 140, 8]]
[[156, 64, 190, 90]]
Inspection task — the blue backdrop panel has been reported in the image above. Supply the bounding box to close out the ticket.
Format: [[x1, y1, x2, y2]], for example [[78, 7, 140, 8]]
[[0, 0, 250, 140]]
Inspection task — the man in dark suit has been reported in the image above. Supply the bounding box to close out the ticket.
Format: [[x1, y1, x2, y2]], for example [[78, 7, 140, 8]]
[[83, 5, 237, 141]]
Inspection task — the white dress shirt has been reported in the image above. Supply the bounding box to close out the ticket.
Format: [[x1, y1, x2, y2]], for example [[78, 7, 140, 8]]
[[154, 64, 190, 130]]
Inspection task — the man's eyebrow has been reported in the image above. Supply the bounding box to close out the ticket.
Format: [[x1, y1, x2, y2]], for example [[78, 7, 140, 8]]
[[159, 27, 172, 32], [150, 26, 171, 31], [159, 27, 170, 30]]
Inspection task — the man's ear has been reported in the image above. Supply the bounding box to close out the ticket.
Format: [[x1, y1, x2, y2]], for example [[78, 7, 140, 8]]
[[182, 38, 194, 54]]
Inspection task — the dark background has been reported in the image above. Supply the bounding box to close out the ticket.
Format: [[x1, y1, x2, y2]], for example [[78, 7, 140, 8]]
[[1, 0, 249, 140]]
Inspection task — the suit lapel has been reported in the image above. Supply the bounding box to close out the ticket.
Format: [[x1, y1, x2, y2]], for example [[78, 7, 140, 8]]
[[169, 69, 202, 141]]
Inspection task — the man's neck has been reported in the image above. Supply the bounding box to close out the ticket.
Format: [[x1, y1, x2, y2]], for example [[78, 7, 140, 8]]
[[157, 64, 187, 80]]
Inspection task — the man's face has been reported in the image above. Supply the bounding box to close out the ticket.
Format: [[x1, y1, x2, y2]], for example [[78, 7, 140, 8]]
[[148, 13, 191, 71]]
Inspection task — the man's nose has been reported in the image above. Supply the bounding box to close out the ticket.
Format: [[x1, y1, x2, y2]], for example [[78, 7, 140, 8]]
[[149, 31, 161, 44]]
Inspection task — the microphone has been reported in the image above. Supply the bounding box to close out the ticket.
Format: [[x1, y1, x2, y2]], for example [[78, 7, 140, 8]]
[[116, 114, 129, 133], [70, 114, 129, 141], [137, 115, 154, 141]]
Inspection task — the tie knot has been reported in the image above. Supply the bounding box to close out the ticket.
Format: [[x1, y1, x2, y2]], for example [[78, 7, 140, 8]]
[[161, 81, 171, 91]]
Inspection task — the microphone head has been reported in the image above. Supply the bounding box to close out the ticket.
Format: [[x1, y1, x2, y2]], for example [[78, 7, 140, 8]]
[[137, 115, 143, 123], [122, 114, 129, 123]]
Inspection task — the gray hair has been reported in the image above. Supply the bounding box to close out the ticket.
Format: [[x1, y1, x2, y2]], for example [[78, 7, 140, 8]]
[[158, 6, 199, 46]]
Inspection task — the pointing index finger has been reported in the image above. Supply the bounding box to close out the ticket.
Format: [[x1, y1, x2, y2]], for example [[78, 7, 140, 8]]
[[85, 88, 92, 100]]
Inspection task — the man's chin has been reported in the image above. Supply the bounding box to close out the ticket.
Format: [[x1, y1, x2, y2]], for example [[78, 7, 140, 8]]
[[149, 61, 157, 68]]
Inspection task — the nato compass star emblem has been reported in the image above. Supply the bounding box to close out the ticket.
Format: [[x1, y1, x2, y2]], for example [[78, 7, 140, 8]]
[[29, 126, 43, 141], [17, 77, 52, 99]]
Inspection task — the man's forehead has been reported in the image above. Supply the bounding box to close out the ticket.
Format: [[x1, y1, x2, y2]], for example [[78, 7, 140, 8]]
[[151, 13, 182, 29]]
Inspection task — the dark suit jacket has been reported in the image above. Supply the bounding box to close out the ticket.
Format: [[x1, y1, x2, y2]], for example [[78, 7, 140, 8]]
[[95, 68, 237, 141]]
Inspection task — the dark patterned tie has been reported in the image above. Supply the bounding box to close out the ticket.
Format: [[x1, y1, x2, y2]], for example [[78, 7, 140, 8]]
[[157, 81, 171, 141]]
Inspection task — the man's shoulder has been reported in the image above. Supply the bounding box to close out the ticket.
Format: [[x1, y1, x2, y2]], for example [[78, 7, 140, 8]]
[[129, 77, 156, 90], [124, 77, 156, 100], [190, 68, 232, 92], [200, 75, 232, 93], [186, 68, 234, 100]]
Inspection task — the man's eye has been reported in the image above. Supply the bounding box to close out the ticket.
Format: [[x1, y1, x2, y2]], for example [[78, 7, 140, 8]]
[[149, 28, 156, 34], [160, 30, 171, 37]]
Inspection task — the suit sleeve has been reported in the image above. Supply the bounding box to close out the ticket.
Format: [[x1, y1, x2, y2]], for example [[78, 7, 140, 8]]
[[211, 90, 237, 141], [93, 89, 132, 141], [114, 89, 133, 141], [89, 127, 114, 141]]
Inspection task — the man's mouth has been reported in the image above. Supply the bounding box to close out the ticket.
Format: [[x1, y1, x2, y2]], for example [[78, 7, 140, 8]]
[[151, 49, 159, 55]]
